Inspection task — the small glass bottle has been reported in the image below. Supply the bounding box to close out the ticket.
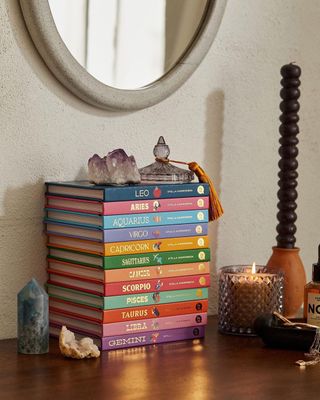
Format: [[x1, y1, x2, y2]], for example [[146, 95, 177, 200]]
[[304, 245, 320, 326], [139, 136, 194, 183]]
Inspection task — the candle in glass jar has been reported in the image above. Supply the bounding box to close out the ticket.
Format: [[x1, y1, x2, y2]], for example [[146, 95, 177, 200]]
[[218, 264, 284, 335]]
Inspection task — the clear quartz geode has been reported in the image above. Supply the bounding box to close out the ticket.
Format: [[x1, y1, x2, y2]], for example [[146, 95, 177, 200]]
[[139, 136, 194, 183], [59, 326, 100, 359]]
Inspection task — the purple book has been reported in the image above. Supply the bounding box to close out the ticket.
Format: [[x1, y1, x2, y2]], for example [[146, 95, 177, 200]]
[[45, 221, 208, 243], [49, 324, 205, 351]]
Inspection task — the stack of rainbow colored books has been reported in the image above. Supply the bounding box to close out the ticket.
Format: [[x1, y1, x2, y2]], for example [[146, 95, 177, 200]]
[[45, 180, 210, 351]]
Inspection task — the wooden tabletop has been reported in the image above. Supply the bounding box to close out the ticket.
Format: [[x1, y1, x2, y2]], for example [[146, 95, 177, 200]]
[[0, 316, 318, 400]]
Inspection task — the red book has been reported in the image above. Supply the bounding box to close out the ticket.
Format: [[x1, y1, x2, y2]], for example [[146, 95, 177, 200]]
[[49, 297, 209, 323], [48, 272, 210, 296]]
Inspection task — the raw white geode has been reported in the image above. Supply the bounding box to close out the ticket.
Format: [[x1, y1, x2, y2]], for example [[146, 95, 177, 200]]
[[59, 326, 100, 359], [88, 149, 141, 185]]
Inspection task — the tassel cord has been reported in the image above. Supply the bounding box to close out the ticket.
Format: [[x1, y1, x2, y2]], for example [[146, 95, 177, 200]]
[[156, 157, 223, 221]]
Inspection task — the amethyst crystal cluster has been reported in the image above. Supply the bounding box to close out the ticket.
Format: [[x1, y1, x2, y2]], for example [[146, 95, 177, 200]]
[[88, 149, 141, 185]]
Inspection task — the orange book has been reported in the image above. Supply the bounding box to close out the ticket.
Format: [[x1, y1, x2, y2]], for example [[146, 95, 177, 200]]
[[47, 235, 209, 256], [49, 297, 208, 324], [47, 258, 210, 283]]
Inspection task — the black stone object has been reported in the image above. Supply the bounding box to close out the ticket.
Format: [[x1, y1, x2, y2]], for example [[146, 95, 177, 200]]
[[276, 63, 301, 249], [254, 313, 315, 351]]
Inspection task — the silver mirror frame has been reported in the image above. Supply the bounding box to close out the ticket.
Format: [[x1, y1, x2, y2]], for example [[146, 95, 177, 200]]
[[20, 0, 227, 111]]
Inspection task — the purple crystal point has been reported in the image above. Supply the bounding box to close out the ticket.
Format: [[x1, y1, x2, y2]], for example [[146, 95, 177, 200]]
[[88, 149, 141, 185]]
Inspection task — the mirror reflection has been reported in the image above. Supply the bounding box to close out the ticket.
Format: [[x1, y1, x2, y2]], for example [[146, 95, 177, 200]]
[[48, 0, 208, 90]]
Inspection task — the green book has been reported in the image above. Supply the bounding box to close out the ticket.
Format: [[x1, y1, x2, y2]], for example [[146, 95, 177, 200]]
[[47, 283, 208, 310], [48, 246, 211, 269]]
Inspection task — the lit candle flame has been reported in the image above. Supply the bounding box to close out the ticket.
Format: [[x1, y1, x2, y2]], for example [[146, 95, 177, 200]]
[[251, 262, 256, 274]]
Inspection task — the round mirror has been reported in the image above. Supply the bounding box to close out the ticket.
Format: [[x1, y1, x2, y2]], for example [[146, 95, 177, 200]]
[[48, 0, 209, 90], [20, 0, 226, 110]]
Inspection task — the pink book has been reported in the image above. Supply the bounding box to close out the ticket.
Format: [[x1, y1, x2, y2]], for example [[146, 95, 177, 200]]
[[49, 311, 207, 337], [46, 195, 209, 215]]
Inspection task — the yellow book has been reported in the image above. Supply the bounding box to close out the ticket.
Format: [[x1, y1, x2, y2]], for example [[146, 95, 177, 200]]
[[47, 235, 209, 256]]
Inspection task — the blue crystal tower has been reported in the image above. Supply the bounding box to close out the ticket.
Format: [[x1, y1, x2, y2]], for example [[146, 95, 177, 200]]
[[17, 278, 49, 354]]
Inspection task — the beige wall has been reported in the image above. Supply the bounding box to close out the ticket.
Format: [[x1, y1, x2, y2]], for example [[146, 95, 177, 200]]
[[0, 0, 319, 339]]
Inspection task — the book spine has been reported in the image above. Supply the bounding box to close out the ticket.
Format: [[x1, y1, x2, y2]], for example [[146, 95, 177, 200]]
[[48, 273, 210, 296], [45, 209, 208, 229], [103, 312, 207, 336], [48, 235, 209, 256], [102, 183, 209, 201], [102, 299, 208, 324], [102, 313, 207, 336], [48, 284, 208, 310], [47, 258, 210, 283], [103, 223, 208, 242], [103, 236, 208, 256], [104, 261, 210, 282], [46, 182, 209, 201], [105, 248, 211, 269], [45, 222, 208, 243], [50, 298, 208, 323], [101, 326, 205, 350], [104, 288, 208, 310], [49, 312, 207, 337], [104, 210, 208, 229], [101, 197, 209, 215], [104, 274, 210, 296], [103, 223, 208, 243], [47, 247, 211, 269]]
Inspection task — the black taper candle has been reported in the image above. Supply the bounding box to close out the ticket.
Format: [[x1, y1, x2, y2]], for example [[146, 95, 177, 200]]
[[276, 63, 301, 249]]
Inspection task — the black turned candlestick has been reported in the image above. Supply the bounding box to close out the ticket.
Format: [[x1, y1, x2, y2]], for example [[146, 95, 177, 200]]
[[276, 64, 300, 249], [267, 63, 306, 318]]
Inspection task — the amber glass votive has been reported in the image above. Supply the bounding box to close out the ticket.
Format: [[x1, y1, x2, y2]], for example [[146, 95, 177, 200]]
[[218, 265, 284, 335]]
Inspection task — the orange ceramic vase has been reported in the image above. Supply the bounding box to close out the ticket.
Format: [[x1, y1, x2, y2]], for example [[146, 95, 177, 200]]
[[266, 247, 306, 318]]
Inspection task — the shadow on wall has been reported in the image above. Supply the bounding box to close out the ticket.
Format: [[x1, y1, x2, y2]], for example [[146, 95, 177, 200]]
[[205, 90, 224, 315], [0, 180, 46, 338], [0, 166, 87, 339], [5, 0, 125, 117]]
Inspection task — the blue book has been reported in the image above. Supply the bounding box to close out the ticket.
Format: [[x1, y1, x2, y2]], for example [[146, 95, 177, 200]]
[[45, 209, 209, 229], [45, 180, 209, 201]]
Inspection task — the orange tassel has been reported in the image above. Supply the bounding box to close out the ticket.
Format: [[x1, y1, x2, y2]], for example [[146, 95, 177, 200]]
[[156, 157, 223, 221], [187, 162, 223, 221]]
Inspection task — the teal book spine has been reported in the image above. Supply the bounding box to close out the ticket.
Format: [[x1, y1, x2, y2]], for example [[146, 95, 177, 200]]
[[47, 283, 208, 310], [45, 209, 209, 229], [46, 181, 209, 201], [104, 288, 208, 309]]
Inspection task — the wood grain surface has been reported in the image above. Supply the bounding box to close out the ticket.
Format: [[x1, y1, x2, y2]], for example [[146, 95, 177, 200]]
[[0, 316, 317, 400]]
